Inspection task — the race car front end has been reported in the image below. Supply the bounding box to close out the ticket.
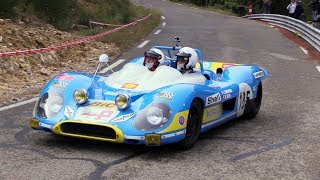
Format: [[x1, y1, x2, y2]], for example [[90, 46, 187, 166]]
[[30, 87, 190, 146]]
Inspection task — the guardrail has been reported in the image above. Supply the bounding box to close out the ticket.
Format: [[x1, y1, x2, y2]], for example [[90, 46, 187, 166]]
[[244, 14, 320, 52]]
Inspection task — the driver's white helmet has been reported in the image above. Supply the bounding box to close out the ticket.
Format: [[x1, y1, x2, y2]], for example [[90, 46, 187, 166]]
[[143, 48, 165, 71], [176, 47, 198, 70], [150, 48, 165, 64]]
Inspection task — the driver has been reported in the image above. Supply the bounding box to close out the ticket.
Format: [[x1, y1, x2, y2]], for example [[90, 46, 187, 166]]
[[176, 47, 199, 74], [143, 48, 165, 71]]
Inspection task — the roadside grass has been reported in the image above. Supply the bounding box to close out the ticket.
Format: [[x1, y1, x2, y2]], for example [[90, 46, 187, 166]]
[[170, 0, 237, 16], [80, 7, 160, 50]]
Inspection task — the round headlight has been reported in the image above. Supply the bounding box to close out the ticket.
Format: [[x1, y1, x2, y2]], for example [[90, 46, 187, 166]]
[[115, 94, 130, 110], [147, 107, 164, 125], [73, 89, 88, 104], [37, 91, 64, 119]]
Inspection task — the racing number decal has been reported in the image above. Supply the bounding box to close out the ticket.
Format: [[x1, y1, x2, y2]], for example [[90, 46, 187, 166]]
[[237, 83, 253, 117], [238, 91, 249, 111]]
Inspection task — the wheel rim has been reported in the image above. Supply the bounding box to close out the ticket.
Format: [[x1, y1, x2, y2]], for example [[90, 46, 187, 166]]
[[186, 107, 200, 137]]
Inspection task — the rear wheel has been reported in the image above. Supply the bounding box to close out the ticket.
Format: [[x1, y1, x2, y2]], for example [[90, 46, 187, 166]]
[[244, 82, 262, 119], [178, 99, 203, 150]]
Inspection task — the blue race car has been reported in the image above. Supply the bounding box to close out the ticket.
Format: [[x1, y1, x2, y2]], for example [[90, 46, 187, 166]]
[[30, 44, 267, 149]]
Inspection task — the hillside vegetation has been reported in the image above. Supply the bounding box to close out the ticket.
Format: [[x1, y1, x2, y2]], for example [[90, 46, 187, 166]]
[[171, 0, 313, 19], [0, 0, 148, 30], [0, 0, 160, 106]]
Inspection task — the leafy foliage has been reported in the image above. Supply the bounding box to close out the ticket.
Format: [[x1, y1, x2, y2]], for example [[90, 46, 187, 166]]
[[0, 0, 140, 30], [171, 0, 313, 18]]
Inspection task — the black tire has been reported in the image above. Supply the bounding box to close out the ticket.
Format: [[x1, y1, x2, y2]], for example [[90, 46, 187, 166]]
[[244, 82, 263, 119], [178, 99, 203, 150]]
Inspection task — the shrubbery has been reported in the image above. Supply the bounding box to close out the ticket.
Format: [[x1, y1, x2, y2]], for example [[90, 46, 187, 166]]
[[0, 0, 138, 31], [171, 0, 312, 18]]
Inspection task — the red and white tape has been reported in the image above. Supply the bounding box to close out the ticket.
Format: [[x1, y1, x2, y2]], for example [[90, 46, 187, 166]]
[[0, 13, 151, 58]]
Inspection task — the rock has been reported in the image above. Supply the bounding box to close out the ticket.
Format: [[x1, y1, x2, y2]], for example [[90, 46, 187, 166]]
[[4, 19, 11, 23], [0, 36, 2, 43], [8, 43, 13, 46], [20, 62, 31, 71], [50, 51, 58, 60], [77, 25, 89, 30], [40, 68, 50, 76], [18, 21, 24, 25], [0, 19, 4, 24], [6, 30, 13, 35], [23, 18, 30, 23]]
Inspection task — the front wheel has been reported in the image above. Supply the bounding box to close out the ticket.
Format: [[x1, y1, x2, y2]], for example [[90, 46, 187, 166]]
[[244, 82, 262, 119], [178, 99, 203, 150]]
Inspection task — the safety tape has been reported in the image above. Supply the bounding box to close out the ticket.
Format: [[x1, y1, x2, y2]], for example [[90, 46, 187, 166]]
[[0, 13, 151, 58]]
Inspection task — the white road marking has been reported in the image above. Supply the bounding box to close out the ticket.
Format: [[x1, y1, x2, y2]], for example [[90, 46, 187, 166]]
[[0, 97, 38, 112], [316, 66, 320, 73], [137, 40, 150, 48], [154, 30, 162, 35], [162, 22, 166, 26], [269, 53, 297, 61], [99, 59, 125, 73], [161, 16, 165, 20], [300, 46, 309, 55]]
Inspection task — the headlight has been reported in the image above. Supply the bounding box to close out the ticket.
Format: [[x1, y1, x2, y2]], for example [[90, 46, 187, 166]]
[[73, 89, 88, 104], [115, 94, 130, 110], [36, 91, 64, 119], [147, 107, 164, 125], [133, 103, 171, 131]]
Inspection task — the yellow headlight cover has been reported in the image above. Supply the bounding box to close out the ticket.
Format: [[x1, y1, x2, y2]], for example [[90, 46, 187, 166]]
[[73, 89, 88, 104], [115, 94, 129, 110]]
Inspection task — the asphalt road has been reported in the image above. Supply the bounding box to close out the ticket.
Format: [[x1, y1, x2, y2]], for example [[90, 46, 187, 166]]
[[1, 0, 320, 179]]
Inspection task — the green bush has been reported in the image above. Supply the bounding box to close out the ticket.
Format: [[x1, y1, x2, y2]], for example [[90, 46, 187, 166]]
[[236, 5, 248, 16], [0, 0, 20, 18]]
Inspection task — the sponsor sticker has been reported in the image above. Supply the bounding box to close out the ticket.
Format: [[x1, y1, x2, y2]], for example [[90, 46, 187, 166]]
[[64, 105, 74, 119], [105, 91, 118, 96], [206, 106, 223, 118], [75, 106, 119, 123], [221, 89, 233, 100], [56, 74, 74, 82], [39, 122, 52, 129], [222, 63, 233, 69], [178, 116, 185, 126], [121, 83, 139, 89], [52, 81, 68, 89], [205, 93, 221, 106], [89, 101, 116, 109], [157, 92, 175, 101], [80, 110, 113, 120], [253, 71, 264, 79], [112, 113, 135, 123]]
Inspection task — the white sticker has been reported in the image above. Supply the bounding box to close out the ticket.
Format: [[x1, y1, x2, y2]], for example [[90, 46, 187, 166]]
[[64, 105, 74, 119], [221, 89, 233, 99], [157, 92, 175, 101], [74, 107, 119, 123], [253, 71, 264, 79], [205, 93, 221, 106], [112, 113, 135, 123], [237, 83, 253, 117], [39, 122, 52, 129]]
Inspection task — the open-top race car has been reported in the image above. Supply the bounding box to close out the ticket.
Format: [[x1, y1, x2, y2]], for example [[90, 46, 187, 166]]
[[30, 39, 268, 149]]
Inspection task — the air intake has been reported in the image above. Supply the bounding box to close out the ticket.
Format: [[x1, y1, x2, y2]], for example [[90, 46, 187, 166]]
[[60, 122, 117, 139]]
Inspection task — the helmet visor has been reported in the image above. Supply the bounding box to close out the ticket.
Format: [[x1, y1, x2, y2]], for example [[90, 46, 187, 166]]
[[145, 56, 157, 63]]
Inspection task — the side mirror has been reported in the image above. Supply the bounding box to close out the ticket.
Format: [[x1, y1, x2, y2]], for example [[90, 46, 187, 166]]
[[99, 54, 109, 63]]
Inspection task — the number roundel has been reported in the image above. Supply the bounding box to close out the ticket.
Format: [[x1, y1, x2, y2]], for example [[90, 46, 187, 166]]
[[237, 83, 253, 117]]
